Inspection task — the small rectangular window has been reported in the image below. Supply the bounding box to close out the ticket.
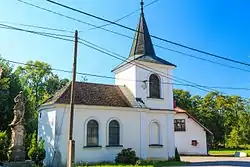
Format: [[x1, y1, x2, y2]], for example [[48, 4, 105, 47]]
[[191, 140, 198, 146], [174, 119, 186, 132]]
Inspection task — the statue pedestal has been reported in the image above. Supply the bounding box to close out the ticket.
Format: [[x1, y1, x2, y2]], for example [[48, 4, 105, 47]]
[[8, 124, 26, 161]]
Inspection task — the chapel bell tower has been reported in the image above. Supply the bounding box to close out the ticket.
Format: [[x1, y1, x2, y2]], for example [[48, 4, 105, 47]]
[[112, 0, 176, 110]]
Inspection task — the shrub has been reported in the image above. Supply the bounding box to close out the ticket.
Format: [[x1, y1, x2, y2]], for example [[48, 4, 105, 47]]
[[28, 131, 46, 166], [115, 148, 139, 165], [225, 127, 240, 149], [175, 147, 180, 161], [0, 131, 8, 161]]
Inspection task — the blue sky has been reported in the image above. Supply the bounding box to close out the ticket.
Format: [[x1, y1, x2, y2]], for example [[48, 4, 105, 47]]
[[0, 0, 250, 97]]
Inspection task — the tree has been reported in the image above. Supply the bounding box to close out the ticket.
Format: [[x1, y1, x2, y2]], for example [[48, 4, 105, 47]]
[[225, 127, 241, 149], [173, 89, 192, 111], [0, 131, 8, 161], [15, 61, 69, 107], [238, 109, 250, 145], [28, 131, 46, 166], [14, 61, 69, 133], [43, 74, 69, 102], [174, 89, 250, 148], [15, 61, 53, 108], [0, 57, 22, 131]]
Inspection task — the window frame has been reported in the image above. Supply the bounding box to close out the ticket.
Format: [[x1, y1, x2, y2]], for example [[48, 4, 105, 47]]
[[149, 74, 161, 99], [174, 119, 186, 132], [108, 120, 120, 146], [86, 119, 99, 147]]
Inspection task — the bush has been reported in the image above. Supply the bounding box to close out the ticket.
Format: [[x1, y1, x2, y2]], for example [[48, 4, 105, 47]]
[[175, 147, 180, 161], [0, 131, 8, 161], [225, 128, 240, 149], [115, 148, 139, 165], [28, 131, 46, 166]]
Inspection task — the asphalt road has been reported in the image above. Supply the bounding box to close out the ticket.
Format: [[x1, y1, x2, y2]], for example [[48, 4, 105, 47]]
[[181, 156, 250, 167]]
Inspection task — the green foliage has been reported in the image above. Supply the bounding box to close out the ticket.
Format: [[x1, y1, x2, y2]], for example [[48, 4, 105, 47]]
[[28, 131, 46, 166], [115, 148, 139, 165], [225, 127, 241, 149], [0, 58, 67, 164], [75, 160, 188, 167], [174, 148, 180, 161], [28, 132, 38, 161], [173, 89, 250, 149], [13, 60, 68, 134], [0, 57, 22, 131], [0, 131, 8, 161]]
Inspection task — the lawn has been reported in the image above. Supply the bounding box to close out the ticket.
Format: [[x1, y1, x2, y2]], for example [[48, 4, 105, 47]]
[[209, 149, 250, 156], [76, 161, 189, 167]]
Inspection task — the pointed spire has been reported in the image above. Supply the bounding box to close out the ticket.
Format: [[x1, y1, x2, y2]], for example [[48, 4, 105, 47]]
[[129, 0, 156, 58]]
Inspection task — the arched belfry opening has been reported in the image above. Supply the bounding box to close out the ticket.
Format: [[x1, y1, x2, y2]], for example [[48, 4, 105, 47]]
[[149, 74, 160, 98]]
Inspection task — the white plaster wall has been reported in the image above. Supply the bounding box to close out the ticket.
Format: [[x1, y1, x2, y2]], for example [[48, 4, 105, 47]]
[[144, 112, 174, 160], [38, 107, 56, 165], [53, 105, 174, 164], [55, 105, 142, 164], [115, 64, 136, 95], [135, 61, 174, 110], [114, 61, 174, 110], [166, 113, 176, 158], [174, 113, 207, 155]]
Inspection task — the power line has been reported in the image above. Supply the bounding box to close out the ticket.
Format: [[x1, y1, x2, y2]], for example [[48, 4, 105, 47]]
[[0, 21, 74, 33], [87, 0, 159, 31], [0, 23, 248, 93], [45, 0, 250, 68], [0, 24, 74, 40], [15, 0, 250, 73], [0, 24, 232, 93], [3, 57, 250, 91], [77, 38, 214, 93]]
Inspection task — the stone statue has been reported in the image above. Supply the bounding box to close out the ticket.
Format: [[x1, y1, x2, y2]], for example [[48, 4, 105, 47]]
[[10, 91, 25, 126], [8, 91, 26, 161]]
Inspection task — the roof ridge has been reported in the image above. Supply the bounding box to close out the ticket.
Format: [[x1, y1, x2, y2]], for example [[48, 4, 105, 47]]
[[75, 81, 124, 87]]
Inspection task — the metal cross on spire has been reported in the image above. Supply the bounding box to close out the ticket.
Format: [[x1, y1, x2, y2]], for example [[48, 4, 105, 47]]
[[140, 0, 144, 13]]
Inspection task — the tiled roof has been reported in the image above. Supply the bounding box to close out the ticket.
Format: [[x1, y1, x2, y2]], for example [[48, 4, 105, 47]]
[[44, 82, 134, 108]]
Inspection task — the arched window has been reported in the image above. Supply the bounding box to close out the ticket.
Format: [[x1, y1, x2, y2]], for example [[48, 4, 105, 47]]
[[150, 122, 160, 145], [109, 120, 120, 146], [87, 120, 99, 146], [149, 74, 160, 98]]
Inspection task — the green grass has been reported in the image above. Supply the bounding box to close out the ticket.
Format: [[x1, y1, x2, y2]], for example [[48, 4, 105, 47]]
[[75, 161, 189, 167], [209, 149, 250, 156]]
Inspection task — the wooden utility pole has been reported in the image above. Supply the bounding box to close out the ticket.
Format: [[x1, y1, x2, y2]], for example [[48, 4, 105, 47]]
[[67, 30, 78, 167]]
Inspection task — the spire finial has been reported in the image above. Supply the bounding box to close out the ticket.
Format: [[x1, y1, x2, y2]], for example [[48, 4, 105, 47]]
[[140, 0, 144, 13]]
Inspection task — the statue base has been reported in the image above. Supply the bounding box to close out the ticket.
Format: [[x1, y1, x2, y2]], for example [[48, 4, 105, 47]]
[[8, 124, 26, 161], [3, 160, 34, 167]]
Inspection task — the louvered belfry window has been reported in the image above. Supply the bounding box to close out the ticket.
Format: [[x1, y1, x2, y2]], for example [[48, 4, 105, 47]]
[[149, 74, 160, 98], [109, 120, 120, 146], [87, 120, 99, 146]]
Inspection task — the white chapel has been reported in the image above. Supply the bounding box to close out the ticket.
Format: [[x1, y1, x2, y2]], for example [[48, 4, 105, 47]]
[[38, 1, 212, 165]]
